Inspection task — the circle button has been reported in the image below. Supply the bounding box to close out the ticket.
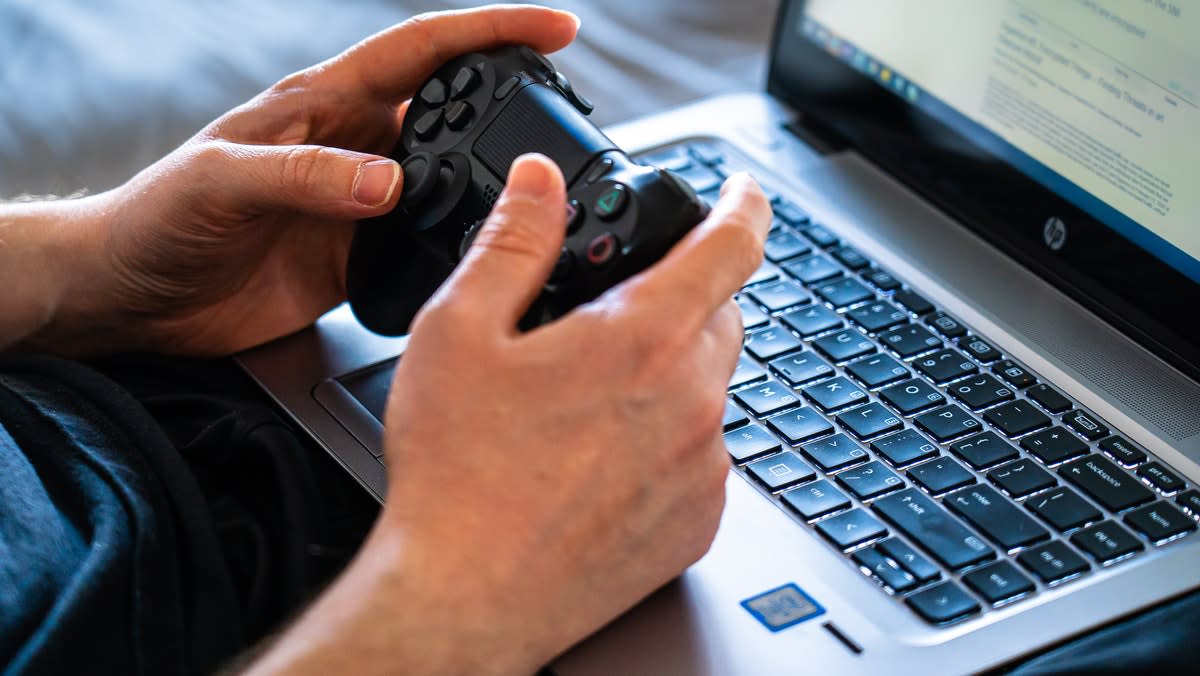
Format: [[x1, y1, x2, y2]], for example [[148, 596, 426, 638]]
[[586, 233, 620, 266]]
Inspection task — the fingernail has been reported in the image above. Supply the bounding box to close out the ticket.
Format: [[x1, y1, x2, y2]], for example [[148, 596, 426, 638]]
[[505, 154, 556, 202], [353, 159, 400, 207]]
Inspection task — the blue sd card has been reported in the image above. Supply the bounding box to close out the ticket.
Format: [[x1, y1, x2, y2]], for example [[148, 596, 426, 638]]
[[741, 583, 825, 632]]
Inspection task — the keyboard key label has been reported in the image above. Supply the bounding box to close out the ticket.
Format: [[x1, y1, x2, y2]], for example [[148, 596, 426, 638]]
[[740, 583, 825, 632]]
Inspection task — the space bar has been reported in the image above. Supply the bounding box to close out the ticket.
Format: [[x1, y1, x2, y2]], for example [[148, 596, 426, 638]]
[[872, 488, 994, 570]]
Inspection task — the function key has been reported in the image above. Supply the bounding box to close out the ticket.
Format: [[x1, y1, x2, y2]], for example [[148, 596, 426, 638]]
[[879, 378, 947, 415], [959, 336, 1002, 364], [733, 379, 802, 417], [948, 374, 1016, 410], [950, 432, 1019, 470], [783, 255, 843, 285], [800, 433, 870, 472], [913, 349, 980, 384], [1123, 502, 1196, 542], [494, 74, 522, 100], [852, 547, 917, 592], [945, 485, 1050, 549], [830, 245, 871, 271], [893, 288, 935, 316], [723, 423, 782, 463], [799, 224, 839, 248], [908, 456, 976, 495], [906, 581, 980, 624], [926, 312, 968, 339], [729, 354, 767, 390], [989, 458, 1056, 498], [1020, 427, 1089, 465], [744, 326, 803, 361], [782, 479, 851, 520], [876, 537, 941, 583], [763, 229, 813, 262], [836, 403, 904, 441], [1070, 521, 1143, 563], [817, 508, 890, 549], [1098, 436, 1147, 467], [915, 404, 982, 442], [983, 401, 1051, 437], [737, 296, 769, 330], [845, 353, 910, 389], [723, 400, 749, 431], [813, 329, 876, 363], [1027, 384, 1073, 414], [813, 277, 875, 309], [772, 199, 810, 226], [766, 406, 835, 445], [745, 279, 810, 312], [1063, 410, 1110, 442], [994, 360, 1037, 389], [847, 300, 909, 333], [962, 561, 1035, 605], [1059, 456, 1154, 512], [1175, 489, 1200, 517], [769, 351, 835, 386], [747, 451, 817, 490], [1138, 462, 1186, 493], [1026, 486, 1102, 532], [802, 376, 869, 413], [780, 304, 843, 338], [862, 269, 902, 292], [871, 429, 939, 467], [1017, 541, 1089, 584]]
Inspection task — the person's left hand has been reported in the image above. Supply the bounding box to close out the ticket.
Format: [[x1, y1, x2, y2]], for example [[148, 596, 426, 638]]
[[53, 6, 578, 355]]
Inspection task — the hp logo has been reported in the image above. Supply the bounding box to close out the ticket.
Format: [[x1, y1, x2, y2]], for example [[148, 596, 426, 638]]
[[1043, 217, 1067, 251]]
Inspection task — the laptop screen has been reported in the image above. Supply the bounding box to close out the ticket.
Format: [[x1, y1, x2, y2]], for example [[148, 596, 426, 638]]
[[767, 0, 1200, 376]]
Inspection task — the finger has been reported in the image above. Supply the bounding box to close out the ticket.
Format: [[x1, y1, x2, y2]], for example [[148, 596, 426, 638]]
[[430, 154, 567, 332], [623, 173, 771, 334], [327, 5, 580, 102], [191, 141, 402, 219], [705, 299, 745, 383]]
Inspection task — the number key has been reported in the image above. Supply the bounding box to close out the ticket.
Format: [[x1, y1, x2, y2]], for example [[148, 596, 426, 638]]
[[913, 349, 979, 384]]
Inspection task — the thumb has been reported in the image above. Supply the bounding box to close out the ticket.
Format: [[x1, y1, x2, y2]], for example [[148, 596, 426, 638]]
[[441, 154, 567, 331], [196, 141, 403, 219]]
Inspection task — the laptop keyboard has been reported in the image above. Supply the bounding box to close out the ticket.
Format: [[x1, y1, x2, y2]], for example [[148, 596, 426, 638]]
[[638, 140, 1200, 626]]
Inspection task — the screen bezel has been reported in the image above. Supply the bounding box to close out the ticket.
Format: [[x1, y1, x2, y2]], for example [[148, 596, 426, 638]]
[[765, 0, 1200, 380]]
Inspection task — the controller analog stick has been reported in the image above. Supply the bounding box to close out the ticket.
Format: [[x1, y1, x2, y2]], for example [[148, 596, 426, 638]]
[[399, 151, 441, 208]]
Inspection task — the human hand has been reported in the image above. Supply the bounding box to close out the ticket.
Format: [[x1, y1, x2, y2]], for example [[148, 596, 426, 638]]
[[250, 155, 770, 675], [36, 6, 578, 356]]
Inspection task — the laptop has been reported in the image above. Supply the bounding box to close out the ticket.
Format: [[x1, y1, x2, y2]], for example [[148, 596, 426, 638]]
[[238, 0, 1200, 672]]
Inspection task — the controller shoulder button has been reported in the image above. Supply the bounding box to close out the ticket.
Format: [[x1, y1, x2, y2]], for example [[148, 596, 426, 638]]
[[585, 158, 614, 184], [585, 233, 620, 267], [519, 46, 555, 77], [593, 183, 629, 221], [495, 75, 522, 100], [445, 101, 475, 131], [418, 78, 448, 107], [450, 66, 482, 100], [413, 107, 445, 141]]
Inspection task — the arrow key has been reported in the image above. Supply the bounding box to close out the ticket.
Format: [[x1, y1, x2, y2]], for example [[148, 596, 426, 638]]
[[817, 508, 889, 549], [906, 580, 980, 624]]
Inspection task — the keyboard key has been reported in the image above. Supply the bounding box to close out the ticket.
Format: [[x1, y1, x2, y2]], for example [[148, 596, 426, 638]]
[[1027, 384, 1073, 414], [871, 429, 939, 467], [802, 377, 868, 412], [906, 581, 980, 624], [958, 336, 1002, 364], [963, 561, 1035, 605], [950, 432, 1019, 470], [1123, 502, 1195, 542], [946, 485, 1050, 549], [729, 354, 766, 390], [745, 280, 810, 312], [744, 326, 803, 361], [746, 451, 816, 490], [847, 301, 909, 333], [800, 433, 869, 471], [1063, 410, 1109, 441], [876, 538, 940, 583], [799, 224, 838, 248], [892, 289, 934, 316], [1026, 487, 1102, 532], [1176, 490, 1200, 517], [837, 461, 905, 500], [765, 406, 835, 444], [1138, 462, 1186, 493], [1059, 456, 1154, 512], [763, 230, 813, 262], [813, 277, 875, 309], [873, 488, 994, 570], [1021, 427, 1089, 465], [769, 198, 807, 225], [723, 400, 749, 431], [862, 269, 901, 292], [879, 378, 946, 415], [1070, 521, 1143, 563], [768, 351, 835, 387], [947, 374, 1015, 410], [983, 401, 1051, 437], [830, 245, 871, 271], [724, 424, 781, 463], [816, 508, 889, 549], [853, 547, 916, 592], [783, 255, 842, 285], [744, 260, 781, 287], [994, 360, 1037, 388], [908, 457, 976, 495], [878, 324, 942, 358], [845, 353, 909, 389], [1017, 541, 1089, 584], [733, 380, 802, 417], [926, 312, 967, 339], [915, 404, 982, 442], [673, 163, 722, 192], [779, 304, 843, 337], [1098, 436, 1147, 467], [837, 403, 904, 440], [782, 479, 850, 520], [813, 330, 876, 363], [990, 458, 1056, 498], [737, 296, 770, 329], [912, 349, 979, 384]]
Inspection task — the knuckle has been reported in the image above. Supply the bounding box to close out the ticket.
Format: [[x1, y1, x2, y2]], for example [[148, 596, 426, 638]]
[[280, 145, 328, 189], [470, 209, 548, 262]]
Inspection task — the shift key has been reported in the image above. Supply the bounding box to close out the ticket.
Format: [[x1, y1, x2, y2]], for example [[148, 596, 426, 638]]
[[873, 488, 994, 570], [1059, 455, 1154, 512]]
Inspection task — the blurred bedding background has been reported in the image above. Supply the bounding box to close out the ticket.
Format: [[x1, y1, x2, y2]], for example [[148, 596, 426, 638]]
[[0, 0, 777, 197]]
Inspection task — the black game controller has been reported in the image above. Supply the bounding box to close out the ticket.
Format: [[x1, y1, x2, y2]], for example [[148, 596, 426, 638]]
[[346, 45, 710, 335]]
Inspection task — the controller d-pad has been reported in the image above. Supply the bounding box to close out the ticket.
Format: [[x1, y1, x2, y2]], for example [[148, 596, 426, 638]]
[[414, 108, 445, 141], [593, 183, 629, 221], [419, 78, 448, 107], [586, 233, 620, 266], [450, 66, 481, 100], [445, 101, 474, 131]]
